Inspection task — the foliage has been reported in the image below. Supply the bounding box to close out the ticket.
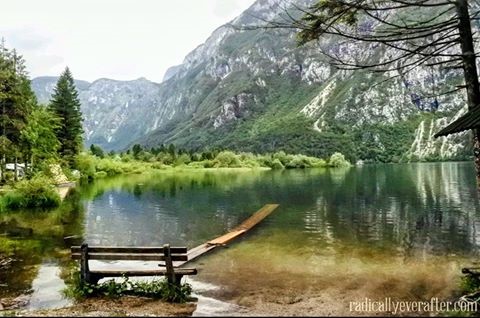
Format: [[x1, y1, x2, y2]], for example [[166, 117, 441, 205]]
[[76, 153, 96, 181], [213, 151, 242, 168], [89, 144, 105, 158], [460, 275, 480, 294], [328, 152, 351, 168], [0, 42, 40, 183], [64, 271, 192, 303], [1, 176, 61, 210], [49, 67, 83, 166]]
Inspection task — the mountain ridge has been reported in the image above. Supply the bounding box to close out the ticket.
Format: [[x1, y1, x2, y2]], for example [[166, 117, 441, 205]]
[[32, 0, 476, 162]]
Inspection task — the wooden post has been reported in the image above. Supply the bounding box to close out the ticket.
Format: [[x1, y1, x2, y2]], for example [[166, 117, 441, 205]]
[[80, 243, 90, 284], [163, 244, 176, 285]]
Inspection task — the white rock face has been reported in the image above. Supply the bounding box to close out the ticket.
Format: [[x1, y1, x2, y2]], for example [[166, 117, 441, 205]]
[[214, 93, 257, 129], [31, 0, 479, 160]]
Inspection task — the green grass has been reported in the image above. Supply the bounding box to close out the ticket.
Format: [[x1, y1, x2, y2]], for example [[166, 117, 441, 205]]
[[0, 176, 61, 211], [78, 149, 349, 182]]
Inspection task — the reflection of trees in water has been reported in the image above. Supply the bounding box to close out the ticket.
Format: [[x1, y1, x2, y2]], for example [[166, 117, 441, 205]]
[[80, 164, 480, 263], [82, 170, 273, 248], [302, 163, 480, 258], [0, 190, 85, 298]]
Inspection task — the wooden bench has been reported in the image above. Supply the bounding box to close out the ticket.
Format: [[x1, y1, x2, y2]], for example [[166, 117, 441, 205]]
[[71, 243, 197, 286]]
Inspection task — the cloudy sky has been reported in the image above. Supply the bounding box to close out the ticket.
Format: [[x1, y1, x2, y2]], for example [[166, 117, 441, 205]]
[[0, 0, 257, 83]]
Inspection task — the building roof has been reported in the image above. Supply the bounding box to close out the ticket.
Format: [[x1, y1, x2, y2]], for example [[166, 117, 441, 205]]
[[434, 107, 480, 137]]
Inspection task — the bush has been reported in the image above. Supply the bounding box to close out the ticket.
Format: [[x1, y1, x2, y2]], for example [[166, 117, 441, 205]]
[[76, 153, 96, 181], [213, 151, 241, 168], [328, 152, 351, 168], [272, 151, 291, 166], [157, 153, 175, 165], [242, 159, 261, 168], [271, 158, 285, 169], [285, 156, 307, 169], [3, 176, 61, 210], [94, 171, 108, 179], [174, 154, 191, 166]]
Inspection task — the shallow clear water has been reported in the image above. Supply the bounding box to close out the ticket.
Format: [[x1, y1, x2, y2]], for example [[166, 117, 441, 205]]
[[1, 163, 480, 314]]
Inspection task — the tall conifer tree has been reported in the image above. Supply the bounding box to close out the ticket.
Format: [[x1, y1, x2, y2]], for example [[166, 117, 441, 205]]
[[49, 67, 83, 166]]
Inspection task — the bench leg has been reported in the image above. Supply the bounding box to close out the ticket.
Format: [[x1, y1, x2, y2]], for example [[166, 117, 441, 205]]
[[174, 274, 183, 288], [166, 274, 184, 287], [86, 274, 101, 285]]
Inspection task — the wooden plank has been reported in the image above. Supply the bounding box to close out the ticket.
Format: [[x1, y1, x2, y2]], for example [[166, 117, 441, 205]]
[[71, 253, 187, 261], [206, 204, 279, 246], [233, 204, 279, 232], [207, 230, 246, 245], [176, 204, 280, 267], [186, 243, 217, 263], [71, 246, 187, 254], [89, 268, 197, 276]]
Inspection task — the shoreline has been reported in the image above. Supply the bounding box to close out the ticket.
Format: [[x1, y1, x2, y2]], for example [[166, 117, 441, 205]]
[[4, 296, 197, 317]]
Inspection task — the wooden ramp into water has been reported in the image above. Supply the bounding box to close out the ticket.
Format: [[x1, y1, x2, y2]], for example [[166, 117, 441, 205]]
[[177, 204, 279, 267]]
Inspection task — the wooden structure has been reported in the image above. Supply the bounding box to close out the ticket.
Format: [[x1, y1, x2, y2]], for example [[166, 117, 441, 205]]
[[434, 107, 480, 137], [71, 243, 197, 285], [70, 204, 280, 286], [177, 203, 280, 266]]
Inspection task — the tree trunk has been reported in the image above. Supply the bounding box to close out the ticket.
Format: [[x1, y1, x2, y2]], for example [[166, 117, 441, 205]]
[[456, 0, 480, 188]]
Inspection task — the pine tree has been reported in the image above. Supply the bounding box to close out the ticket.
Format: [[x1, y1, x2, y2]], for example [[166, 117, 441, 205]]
[[49, 67, 83, 166]]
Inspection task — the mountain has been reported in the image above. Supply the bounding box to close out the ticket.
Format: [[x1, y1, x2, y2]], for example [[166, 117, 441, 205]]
[[32, 0, 477, 162], [32, 76, 165, 151]]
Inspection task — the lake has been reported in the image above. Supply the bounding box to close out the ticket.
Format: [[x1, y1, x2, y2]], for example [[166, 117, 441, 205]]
[[1, 162, 479, 315]]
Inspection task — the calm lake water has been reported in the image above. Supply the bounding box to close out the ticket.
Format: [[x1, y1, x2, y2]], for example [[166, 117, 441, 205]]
[[1, 162, 480, 314]]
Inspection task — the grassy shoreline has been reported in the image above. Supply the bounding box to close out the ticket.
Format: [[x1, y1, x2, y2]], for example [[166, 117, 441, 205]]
[[0, 150, 350, 213]]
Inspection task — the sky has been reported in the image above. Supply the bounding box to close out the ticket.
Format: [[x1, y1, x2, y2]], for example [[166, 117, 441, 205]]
[[0, 0, 257, 83]]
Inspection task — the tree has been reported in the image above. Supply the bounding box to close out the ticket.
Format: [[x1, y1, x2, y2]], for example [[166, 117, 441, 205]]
[[168, 144, 176, 157], [90, 144, 105, 158], [132, 144, 143, 158], [0, 40, 37, 181], [260, 0, 480, 186], [49, 67, 83, 166], [20, 107, 60, 168]]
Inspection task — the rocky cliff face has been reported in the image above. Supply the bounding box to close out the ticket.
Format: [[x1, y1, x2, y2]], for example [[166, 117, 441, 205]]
[[32, 76, 166, 150], [32, 0, 478, 162]]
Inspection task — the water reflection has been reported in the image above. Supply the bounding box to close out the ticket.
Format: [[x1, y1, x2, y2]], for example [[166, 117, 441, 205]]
[[82, 164, 480, 259], [3, 163, 480, 314], [0, 190, 84, 299]]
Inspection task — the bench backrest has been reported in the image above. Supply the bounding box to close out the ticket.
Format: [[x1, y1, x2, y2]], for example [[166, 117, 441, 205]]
[[71, 245, 188, 261]]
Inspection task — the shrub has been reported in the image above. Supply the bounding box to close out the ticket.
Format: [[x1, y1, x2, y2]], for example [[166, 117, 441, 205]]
[[188, 161, 207, 169], [3, 176, 61, 210], [213, 151, 241, 168], [285, 156, 307, 169], [272, 151, 291, 166], [76, 153, 96, 181], [151, 162, 169, 170], [271, 158, 285, 169], [242, 159, 261, 168], [329, 152, 351, 168], [174, 154, 191, 166], [94, 171, 108, 179], [157, 153, 175, 165], [255, 154, 273, 167]]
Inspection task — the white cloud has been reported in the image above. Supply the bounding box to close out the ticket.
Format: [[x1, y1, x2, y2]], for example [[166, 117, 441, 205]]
[[0, 0, 257, 83]]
